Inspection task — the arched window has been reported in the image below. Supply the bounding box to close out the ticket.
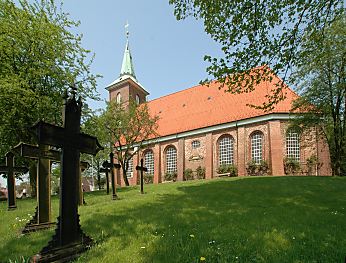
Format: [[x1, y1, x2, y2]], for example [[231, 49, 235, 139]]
[[126, 157, 133, 178], [116, 92, 122, 104], [135, 94, 140, 104], [165, 146, 177, 174], [251, 131, 263, 164], [218, 136, 234, 165], [286, 128, 300, 161], [144, 150, 154, 175], [191, 140, 200, 149]]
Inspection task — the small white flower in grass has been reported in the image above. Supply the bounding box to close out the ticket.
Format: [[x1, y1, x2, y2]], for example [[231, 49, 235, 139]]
[[15, 217, 19, 220], [189, 234, 195, 238], [235, 256, 238, 259], [292, 236, 296, 240], [140, 246, 146, 249]]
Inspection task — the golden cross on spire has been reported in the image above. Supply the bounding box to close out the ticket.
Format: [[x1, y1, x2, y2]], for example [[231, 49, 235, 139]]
[[125, 21, 129, 39]]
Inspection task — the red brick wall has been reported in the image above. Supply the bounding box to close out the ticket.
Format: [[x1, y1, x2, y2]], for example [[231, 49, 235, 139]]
[[118, 120, 332, 186]]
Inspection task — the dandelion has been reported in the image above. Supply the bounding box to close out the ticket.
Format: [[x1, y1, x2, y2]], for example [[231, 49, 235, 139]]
[[200, 256, 206, 261], [189, 234, 195, 238]]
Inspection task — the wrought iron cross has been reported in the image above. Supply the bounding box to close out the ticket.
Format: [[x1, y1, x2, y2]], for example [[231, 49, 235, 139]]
[[0, 152, 28, 210], [136, 158, 147, 194]]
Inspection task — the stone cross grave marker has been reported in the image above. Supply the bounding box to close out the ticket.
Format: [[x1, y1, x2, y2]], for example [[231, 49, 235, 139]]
[[31, 89, 103, 262], [136, 158, 147, 194], [103, 152, 121, 200], [100, 161, 111, 194], [14, 143, 90, 233], [13, 142, 59, 232], [0, 152, 28, 210]]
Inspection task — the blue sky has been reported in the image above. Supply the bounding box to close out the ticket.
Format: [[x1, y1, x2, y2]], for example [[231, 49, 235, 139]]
[[0, 0, 223, 187], [60, 0, 223, 109]]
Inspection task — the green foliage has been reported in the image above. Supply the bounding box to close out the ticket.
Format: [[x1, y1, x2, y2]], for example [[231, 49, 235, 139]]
[[101, 99, 159, 186], [196, 166, 205, 179], [291, 16, 346, 176], [283, 157, 301, 175], [1, 177, 346, 262], [217, 164, 237, 177], [169, 0, 343, 109], [0, 0, 100, 156], [183, 168, 194, 181], [144, 173, 154, 184], [246, 160, 270, 176], [164, 172, 177, 182]]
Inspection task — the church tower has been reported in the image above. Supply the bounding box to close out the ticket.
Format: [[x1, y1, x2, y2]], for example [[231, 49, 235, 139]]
[[106, 23, 149, 104]]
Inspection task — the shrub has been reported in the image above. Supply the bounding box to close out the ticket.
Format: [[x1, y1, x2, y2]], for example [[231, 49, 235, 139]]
[[183, 169, 194, 180], [246, 160, 270, 176], [306, 155, 321, 176], [217, 164, 238, 177], [284, 157, 301, 175], [144, 173, 154, 184], [164, 172, 177, 182], [196, 166, 206, 179]]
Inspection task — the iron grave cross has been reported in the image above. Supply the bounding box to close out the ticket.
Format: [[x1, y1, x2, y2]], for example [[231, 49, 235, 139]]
[[13, 143, 59, 228], [31, 89, 103, 262], [0, 152, 28, 210], [103, 152, 121, 200], [100, 160, 112, 195], [136, 158, 147, 194]]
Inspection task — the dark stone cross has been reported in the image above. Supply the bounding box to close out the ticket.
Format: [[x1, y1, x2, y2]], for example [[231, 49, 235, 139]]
[[13, 143, 59, 232], [31, 90, 103, 262], [0, 152, 28, 210], [136, 158, 147, 194], [103, 152, 121, 200], [100, 161, 111, 194]]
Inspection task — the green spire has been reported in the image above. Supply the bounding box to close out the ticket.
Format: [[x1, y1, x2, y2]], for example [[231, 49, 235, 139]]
[[120, 22, 136, 79]]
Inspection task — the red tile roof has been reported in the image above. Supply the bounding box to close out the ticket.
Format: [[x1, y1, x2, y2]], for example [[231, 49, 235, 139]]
[[147, 74, 298, 137]]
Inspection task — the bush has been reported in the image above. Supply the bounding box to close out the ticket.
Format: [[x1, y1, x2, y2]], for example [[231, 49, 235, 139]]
[[246, 160, 270, 176], [217, 164, 238, 177], [164, 172, 177, 182], [144, 173, 154, 184], [196, 166, 206, 179], [183, 169, 194, 180], [284, 157, 301, 175]]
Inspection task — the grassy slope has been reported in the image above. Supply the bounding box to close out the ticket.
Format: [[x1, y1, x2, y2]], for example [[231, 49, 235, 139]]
[[0, 176, 345, 263]]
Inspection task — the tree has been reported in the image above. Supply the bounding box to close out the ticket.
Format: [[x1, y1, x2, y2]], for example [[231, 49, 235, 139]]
[[102, 100, 159, 186], [169, 0, 344, 109], [81, 109, 109, 190], [291, 16, 346, 176], [0, 0, 100, 193], [0, 0, 100, 157]]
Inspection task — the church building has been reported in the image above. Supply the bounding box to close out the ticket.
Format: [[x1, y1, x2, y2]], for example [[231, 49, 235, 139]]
[[106, 33, 332, 186]]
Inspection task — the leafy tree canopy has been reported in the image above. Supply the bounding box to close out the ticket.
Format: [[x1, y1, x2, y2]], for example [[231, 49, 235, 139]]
[[169, 0, 344, 109], [101, 99, 159, 186], [291, 15, 346, 175], [0, 0, 100, 157]]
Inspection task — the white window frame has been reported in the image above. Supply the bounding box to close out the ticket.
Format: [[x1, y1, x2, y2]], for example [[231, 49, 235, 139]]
[[251, 132, 263, 164], [218, 136, 234, 165], [165, 146, 177, 174]]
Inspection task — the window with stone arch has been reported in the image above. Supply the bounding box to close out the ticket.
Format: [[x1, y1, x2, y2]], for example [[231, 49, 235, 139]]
[[144, 150, 154, 175], [116, 92, 122, 104], [218, 135, 234, 165], [251, 131, 264, 164], [165, 146, 177, 174], [286, 128, 300, 161]]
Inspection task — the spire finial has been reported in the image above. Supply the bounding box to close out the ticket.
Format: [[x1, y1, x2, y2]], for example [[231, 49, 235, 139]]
[[125, 21, 129, 40]]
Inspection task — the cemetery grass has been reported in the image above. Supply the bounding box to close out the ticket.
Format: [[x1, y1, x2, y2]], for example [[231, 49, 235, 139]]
[[0, 176, 345, 263]]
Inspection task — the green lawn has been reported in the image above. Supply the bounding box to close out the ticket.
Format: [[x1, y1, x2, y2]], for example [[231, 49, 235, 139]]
[[0, 176, 345, 263]]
